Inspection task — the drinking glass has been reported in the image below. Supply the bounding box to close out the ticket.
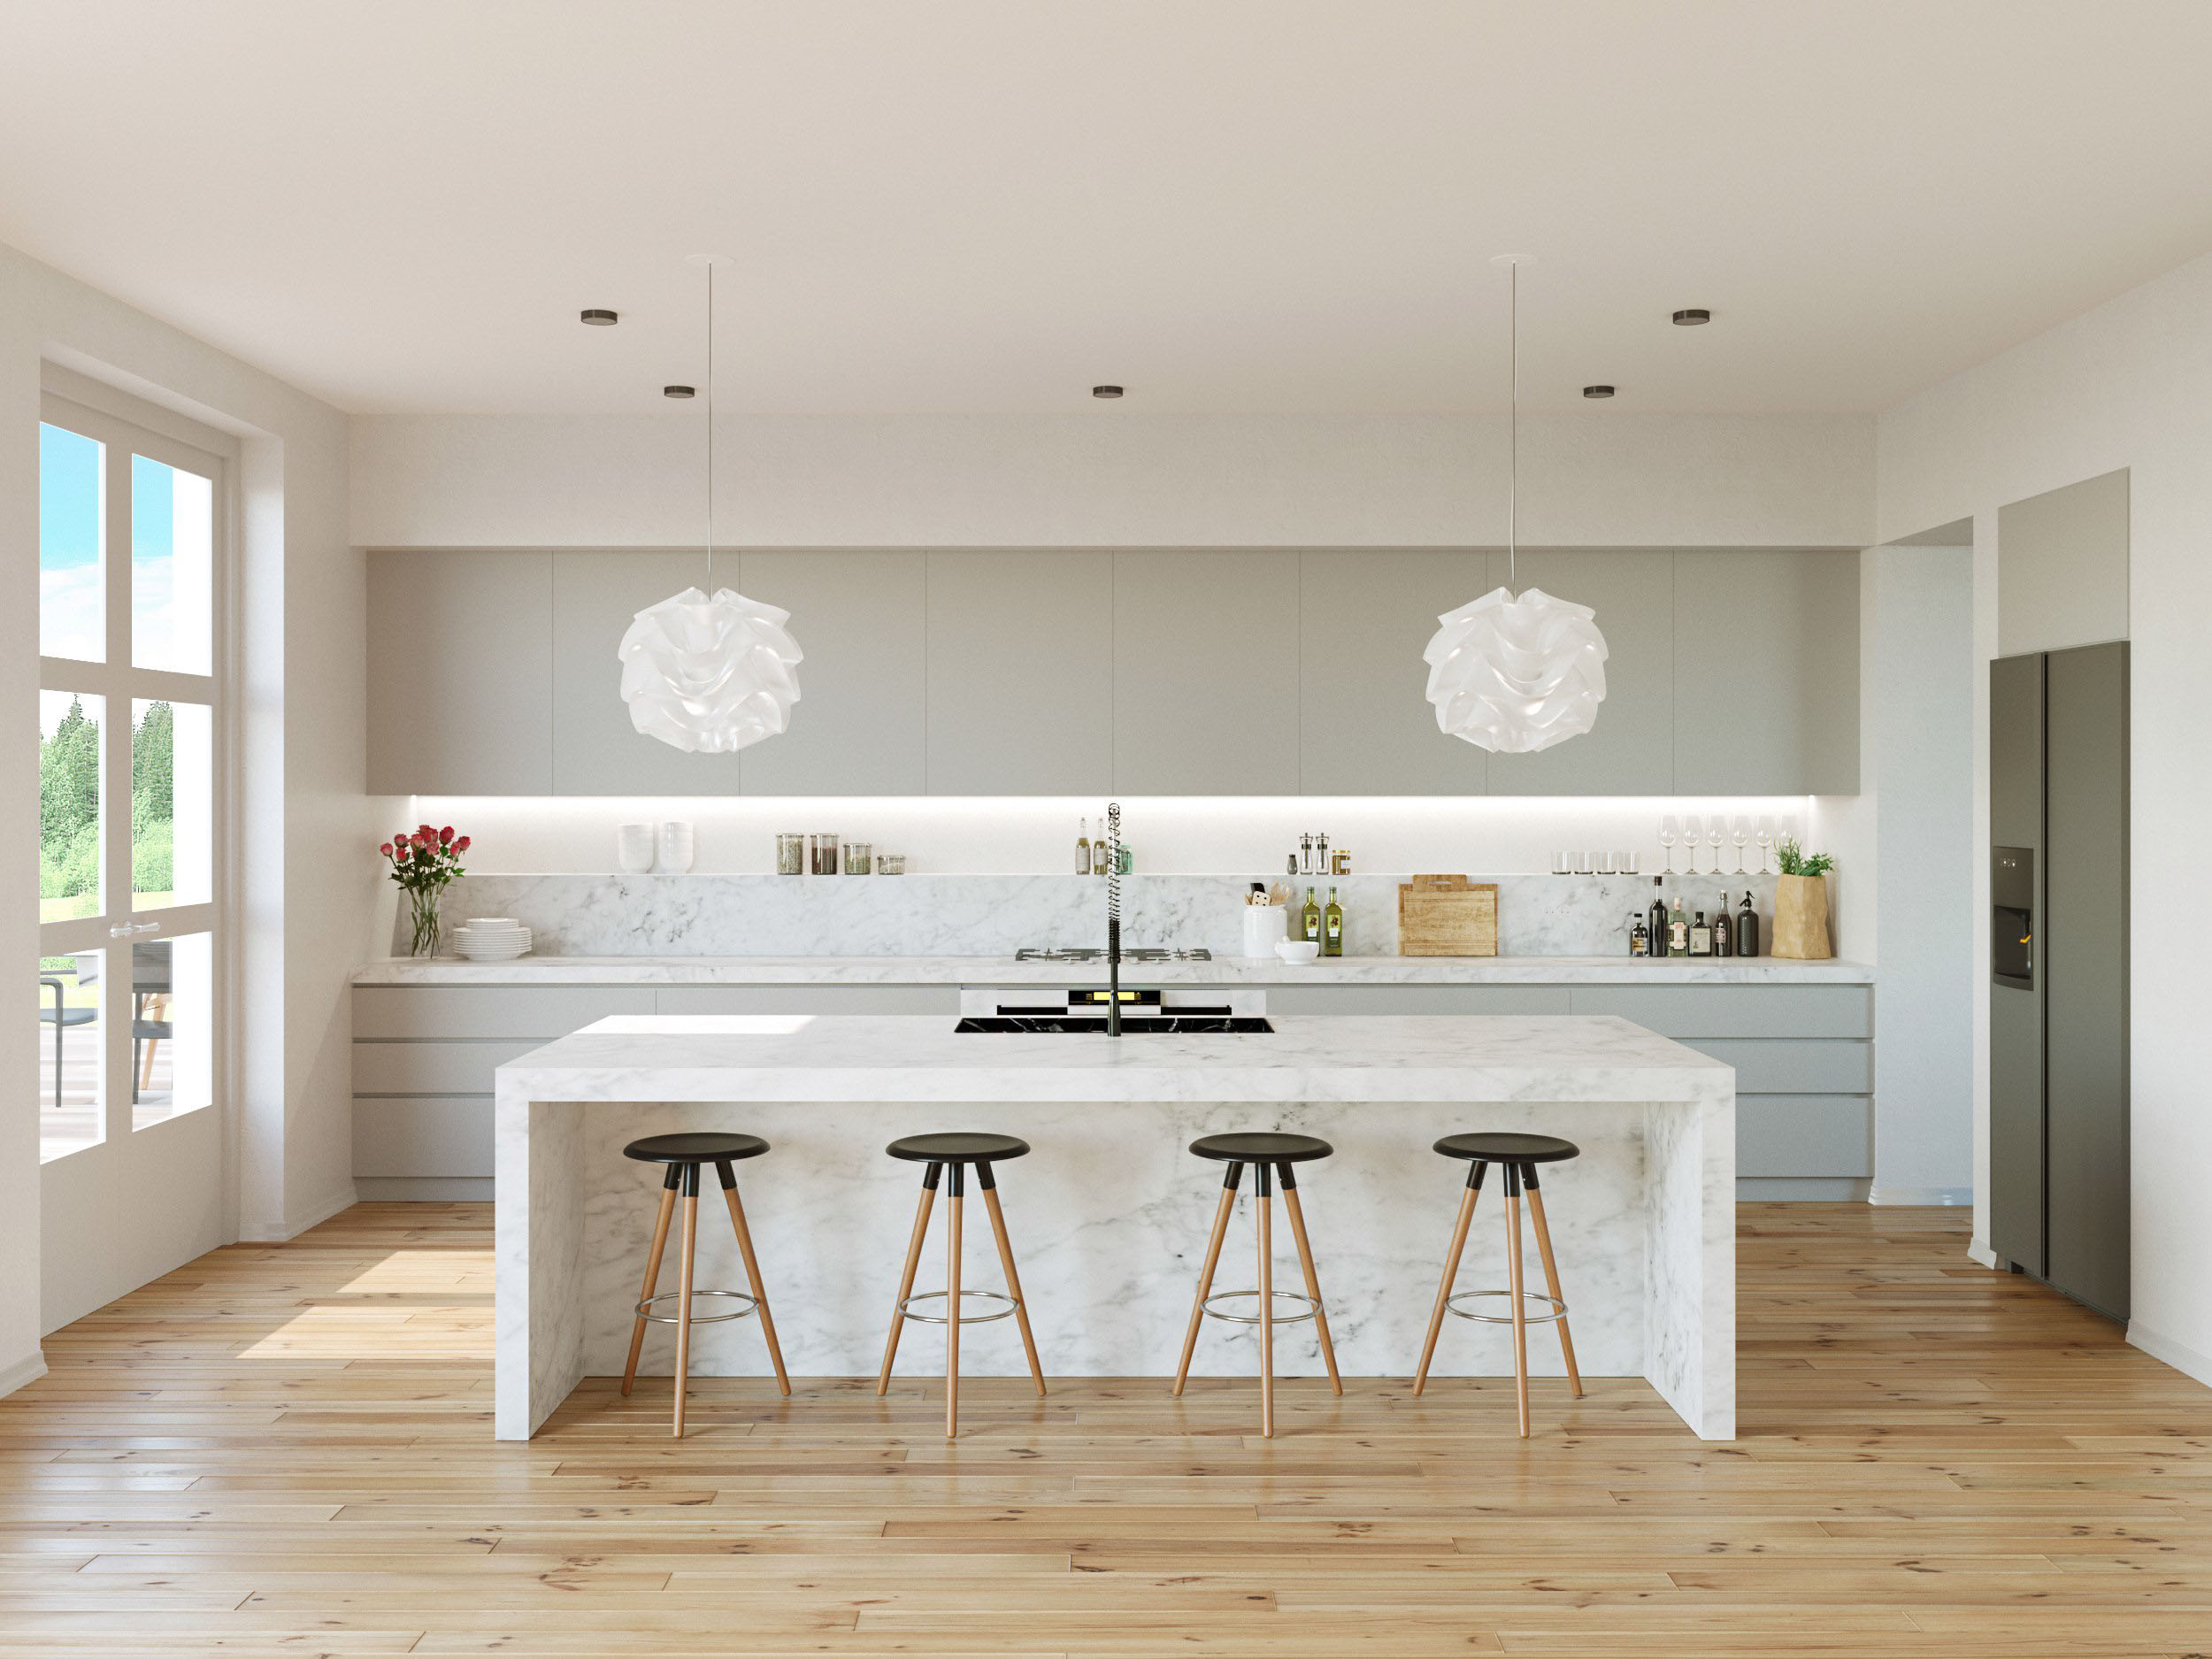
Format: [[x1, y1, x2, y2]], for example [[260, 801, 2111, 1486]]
[[1679, 815, 1704, 876], [1709, 820, 1730, 875], [1658, 817, 1679, 875], [1730, 817, 1751, 875], [1755, 816, 1776, 874], [1597, 851, 1617, 875], [1555, 849, 1572, 875], [1573, 852, 1593, 876], [1624, 852, 1640, 875], [1779, 815, 1801, 864]]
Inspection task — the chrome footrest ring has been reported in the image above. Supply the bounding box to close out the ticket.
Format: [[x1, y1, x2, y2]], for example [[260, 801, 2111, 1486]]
[[1201, 1289, 1321, 1326], [636, 1288, 762, 1325], [1445, 1288, 1567, 1325], [898, 1288, 1019, 1325]]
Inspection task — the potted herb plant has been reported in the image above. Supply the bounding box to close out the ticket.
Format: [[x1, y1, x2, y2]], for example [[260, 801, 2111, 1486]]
[[381, 824, 470, 957], [1771, 836, 1835, 959]]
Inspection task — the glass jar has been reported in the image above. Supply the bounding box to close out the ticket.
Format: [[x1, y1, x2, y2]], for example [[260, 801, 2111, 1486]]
[[843, 841, 872, 875], [810, 833, 839, 876], [776, 833, 805, 876], [878, 853, 905, 875]]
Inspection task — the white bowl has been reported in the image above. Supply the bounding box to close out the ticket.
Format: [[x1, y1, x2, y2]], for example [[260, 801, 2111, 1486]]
[[1274, 940, 1321, 966]]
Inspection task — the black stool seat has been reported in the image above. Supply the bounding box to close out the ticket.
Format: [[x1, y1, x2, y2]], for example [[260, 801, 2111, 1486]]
[[887, 1132, 1030, 1164], [1433, 1133, 1579, 1164], [624, 1131, 769, 1164], [1190, 1131, 1333, 1164]]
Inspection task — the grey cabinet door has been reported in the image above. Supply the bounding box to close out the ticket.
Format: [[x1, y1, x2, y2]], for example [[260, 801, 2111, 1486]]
[[1671, 549, 1861, 794], [1484, 549, 1674, 795], [926, 550, 1112, 795], [549, 551, 742, 795], [1114, 550, 1300, 795], [1298, 549, 1488, 795], [367, 549, 554, 795], [741, 550, 926, 795]]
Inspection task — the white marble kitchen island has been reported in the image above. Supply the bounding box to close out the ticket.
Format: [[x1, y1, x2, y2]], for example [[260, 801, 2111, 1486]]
[[495, 1014, 1735, 1440]]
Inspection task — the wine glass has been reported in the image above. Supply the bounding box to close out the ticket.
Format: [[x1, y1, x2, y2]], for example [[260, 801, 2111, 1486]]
[[1730, 816, 1751, 875], [1779, 815, 1801, 866], [1680, 815, 1704, 876], [1755, 816, 1776, 874], [1709, 820, 1730, 877], [1658, 816, 1679, 875]]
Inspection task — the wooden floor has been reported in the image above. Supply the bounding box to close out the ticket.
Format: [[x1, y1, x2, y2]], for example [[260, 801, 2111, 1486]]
[[4, 1203, 2211, 1656]]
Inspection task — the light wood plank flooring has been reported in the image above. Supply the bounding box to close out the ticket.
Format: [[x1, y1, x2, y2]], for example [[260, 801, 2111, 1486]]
[[4, 1202, 2210, 1656]]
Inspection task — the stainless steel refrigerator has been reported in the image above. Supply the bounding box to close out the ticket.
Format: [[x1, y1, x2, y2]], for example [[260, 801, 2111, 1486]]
[[1989, 641, 2129, 1320]]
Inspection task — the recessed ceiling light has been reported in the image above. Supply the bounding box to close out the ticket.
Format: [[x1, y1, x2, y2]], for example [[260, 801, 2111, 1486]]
[[1583, 384, 1616, 399], [1671, 309, 1710, 326], [663, 385, 695, 399], [1092, 385, 1124, 399], [580, 308, 618, 326]]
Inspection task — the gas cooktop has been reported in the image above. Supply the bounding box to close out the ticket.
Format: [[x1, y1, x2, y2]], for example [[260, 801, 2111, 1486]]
[[1013, 947, 1213, 963]]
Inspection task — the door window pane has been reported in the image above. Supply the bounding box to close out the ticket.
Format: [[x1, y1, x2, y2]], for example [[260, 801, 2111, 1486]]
[[132, 454, 214, 674], [133, 700, 211, 910], [40, 423, 104, 662], [132, 933, 211, 1132], [39, 691, 104, 923], [39, 948, 104, 1161]]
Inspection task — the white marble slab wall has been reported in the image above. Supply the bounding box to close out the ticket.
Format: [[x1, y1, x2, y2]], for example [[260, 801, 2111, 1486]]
[[419, 871, 1779, 957]]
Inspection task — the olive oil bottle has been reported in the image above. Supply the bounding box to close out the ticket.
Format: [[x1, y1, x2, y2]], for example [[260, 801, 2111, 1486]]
[[1324, 887, 1344, 956], [1302, 887, 1323, 944]]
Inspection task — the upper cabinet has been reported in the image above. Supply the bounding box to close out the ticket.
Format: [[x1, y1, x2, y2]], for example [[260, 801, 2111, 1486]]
[[365, 545, 1862, 797], [1115, 551, 1300, 795], [1672, 549, 1860, 795], [926, 550, 1112, 795]]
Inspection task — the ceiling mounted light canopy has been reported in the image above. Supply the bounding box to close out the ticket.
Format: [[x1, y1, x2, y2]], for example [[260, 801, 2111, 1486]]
[[1092, 384, 1125, 398], [618, 255, 803, 755], [580, 308, 618, 326], [1422, 257, 1609, 755], [1582, 384, 1615, 398], [1671, 308, 1710, 326]]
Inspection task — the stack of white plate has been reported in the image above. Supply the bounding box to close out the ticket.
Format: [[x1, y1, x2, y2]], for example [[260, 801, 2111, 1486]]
[[453, 918, 533, 961]]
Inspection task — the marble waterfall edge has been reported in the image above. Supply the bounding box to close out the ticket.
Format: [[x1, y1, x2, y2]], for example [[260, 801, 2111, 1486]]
[[418, 871, 1778, 958]]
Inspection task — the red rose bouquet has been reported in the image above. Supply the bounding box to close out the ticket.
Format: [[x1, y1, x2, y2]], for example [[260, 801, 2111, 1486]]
[[380, 824, 471, 957]]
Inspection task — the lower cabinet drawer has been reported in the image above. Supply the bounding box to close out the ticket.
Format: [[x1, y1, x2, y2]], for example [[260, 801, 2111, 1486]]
[[1738, 1094, 1872, 1178], [1679, 1038, 1871, 1094], [352, 1040, 541, 1096], [353, 1095, 493, 1178], [1261, 984, 1574, 1016]]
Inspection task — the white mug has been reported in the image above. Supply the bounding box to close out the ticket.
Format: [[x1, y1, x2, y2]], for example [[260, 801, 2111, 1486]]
[[617, 823, 656, 873], [657, 820, 695, 874]]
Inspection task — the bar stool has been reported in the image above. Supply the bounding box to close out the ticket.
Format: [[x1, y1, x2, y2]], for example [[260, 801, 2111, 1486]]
[[1411, 1132, 1584, 1437], [1171, 1132, 1342, 1437], [618, 1132, 790, 1438], [874, 1132, 1047, 1439]]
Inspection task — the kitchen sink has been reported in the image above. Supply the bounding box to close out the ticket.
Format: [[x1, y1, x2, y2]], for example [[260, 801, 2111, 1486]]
[[955, 1016, 1273, 1034]]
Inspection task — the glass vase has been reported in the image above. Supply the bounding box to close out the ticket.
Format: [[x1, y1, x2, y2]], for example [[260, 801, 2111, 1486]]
[[407, 888, 443, 957]]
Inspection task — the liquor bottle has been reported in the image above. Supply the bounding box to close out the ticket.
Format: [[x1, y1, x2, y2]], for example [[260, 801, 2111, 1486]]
[[1630, 913, 1649, 957], [1737, 890, 1761, 958], [1669, 896, 1689, 957], [1690, 910, 1712, 956], [1093, 833, 1110, 876], [1302, 887, 1323, 944], [1648, 878, 1669, 957], [1713, 902, 1732, 957], [1324, 887, 1344, 956], [1076, 818, 1091, 875]]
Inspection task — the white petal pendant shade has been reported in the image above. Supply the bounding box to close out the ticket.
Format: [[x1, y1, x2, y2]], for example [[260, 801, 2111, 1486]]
[[1423, 585, 1609, 754], [618, 587, 803, 754]]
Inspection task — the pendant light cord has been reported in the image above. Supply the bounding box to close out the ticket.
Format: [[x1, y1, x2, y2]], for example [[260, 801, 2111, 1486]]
[[704, 259, 716, 594], [1507, 257, 1517, 595]]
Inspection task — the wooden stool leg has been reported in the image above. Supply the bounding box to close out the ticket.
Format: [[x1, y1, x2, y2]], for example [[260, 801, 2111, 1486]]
[[1413, 1163, 1485, 1397], [979, 1166, 1046, 1398], [945, 1165, 964, 1440], [1173, 1162, 1242, 1396], [623, 1171, 680, 1397], [718, 1161, 790, 1399], [1278, 1167, 1340, 1397], [672, 1170, 701, 1439], [1257, 1164, 1276, 1440], [1525, 1170, 1583, 1399], [1504, 1172, 1530, 1440], [877, 1164, 940, 1395]]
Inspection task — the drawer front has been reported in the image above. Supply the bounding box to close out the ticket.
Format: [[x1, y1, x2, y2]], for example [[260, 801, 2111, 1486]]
[[1263, 984, 1574, 1016], [1566, 983, 1871, 1038], [1678, 1038, 1872, 1094], [1739, 1094, 1872, 1178], [353, 1095, 494, 1178], [352, 1040, 541, 1096], [353, 985, 656, 1040], [653, 985, 959, 1016]]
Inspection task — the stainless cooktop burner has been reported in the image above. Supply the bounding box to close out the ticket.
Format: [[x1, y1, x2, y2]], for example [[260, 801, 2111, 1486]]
[[1014, 947, 1213, 963]]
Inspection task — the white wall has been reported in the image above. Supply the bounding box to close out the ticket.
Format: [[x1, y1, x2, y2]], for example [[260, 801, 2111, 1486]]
[[1, 240, 362, 1388], [351, 411, 1875, 549], [1877, 247, 2212, 1385]]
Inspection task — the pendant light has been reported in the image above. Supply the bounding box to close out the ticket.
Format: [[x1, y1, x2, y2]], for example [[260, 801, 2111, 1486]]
[[1423, 257, 1609, 754], [618, 254, 803, 754]]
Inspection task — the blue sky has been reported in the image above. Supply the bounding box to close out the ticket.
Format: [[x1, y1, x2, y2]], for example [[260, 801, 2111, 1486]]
[[40, 423, 188, 665]]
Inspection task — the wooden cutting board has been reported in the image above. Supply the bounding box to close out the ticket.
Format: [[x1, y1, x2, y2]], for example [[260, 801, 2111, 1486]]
[[1397, 874, 1499, 957]]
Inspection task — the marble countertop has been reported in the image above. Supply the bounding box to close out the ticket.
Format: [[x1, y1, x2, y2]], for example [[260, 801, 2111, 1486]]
[[358, 952, 1873, 987], [498, 1012, 1734, 1103]]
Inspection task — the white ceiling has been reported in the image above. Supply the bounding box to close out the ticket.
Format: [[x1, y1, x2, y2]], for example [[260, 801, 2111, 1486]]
[[4, 1, 2211, 416]]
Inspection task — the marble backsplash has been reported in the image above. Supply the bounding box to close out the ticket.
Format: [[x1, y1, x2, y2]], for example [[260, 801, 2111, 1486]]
[[409, 870, 1778, 958]]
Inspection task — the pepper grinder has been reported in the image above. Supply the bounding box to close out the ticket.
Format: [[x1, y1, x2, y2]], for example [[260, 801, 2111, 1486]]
[[1299, 833, 1313, 874], [1316, 832, 1330, 874]]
